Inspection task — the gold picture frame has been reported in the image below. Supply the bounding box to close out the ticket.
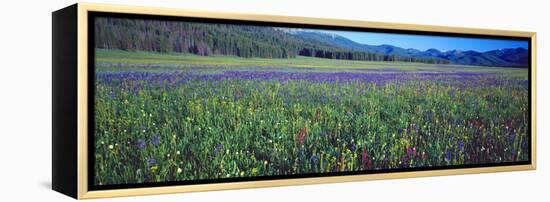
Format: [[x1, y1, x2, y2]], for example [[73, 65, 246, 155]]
[[52, 3, 536, 199]]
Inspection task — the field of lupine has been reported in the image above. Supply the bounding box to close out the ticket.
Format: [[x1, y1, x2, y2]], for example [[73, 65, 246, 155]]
[[94, 49, 529, 185]]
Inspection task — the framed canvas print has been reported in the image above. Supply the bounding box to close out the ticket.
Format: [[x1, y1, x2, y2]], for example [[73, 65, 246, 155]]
[[52, 3, 536, 199]]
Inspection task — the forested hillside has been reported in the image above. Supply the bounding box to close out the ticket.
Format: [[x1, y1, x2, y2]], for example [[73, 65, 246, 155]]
[[95, 17, 336, 58], [95, 17, 450, 64]]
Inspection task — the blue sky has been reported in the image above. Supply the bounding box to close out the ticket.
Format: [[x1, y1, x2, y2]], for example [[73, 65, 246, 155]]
[[320, 30, 528, 52]]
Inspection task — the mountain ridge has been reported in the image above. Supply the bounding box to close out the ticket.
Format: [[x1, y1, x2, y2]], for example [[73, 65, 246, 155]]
[[94, 18, 527, 68], [291, 30, 528, 67]]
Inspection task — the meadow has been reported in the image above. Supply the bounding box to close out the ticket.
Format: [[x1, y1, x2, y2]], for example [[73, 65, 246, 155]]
[[93, 49, 529, 185]]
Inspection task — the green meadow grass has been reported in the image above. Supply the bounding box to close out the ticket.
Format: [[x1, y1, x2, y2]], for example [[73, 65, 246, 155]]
[[96, 49, 528, 76], [93, 49, 529, 185]]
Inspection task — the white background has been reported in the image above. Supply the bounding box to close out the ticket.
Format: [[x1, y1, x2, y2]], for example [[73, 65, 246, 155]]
[[0, 0, 547, 201]]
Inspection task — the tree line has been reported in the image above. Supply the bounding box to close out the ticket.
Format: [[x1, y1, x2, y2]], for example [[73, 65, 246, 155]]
[[298, 48, 450, 64], [95, 17, 449, 64], [95, 17, 329, 58]]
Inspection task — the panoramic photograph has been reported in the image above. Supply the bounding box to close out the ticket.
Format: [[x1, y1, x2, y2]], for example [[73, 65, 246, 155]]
[[92, 16, 530, 186]]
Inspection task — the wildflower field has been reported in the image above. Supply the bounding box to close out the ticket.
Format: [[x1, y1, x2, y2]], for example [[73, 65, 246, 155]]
[[93, 49, 529, 185]]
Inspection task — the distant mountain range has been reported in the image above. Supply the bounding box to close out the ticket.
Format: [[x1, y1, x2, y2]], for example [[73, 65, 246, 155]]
[[95, 18, 528, 68], [292, 30, 528, 67]]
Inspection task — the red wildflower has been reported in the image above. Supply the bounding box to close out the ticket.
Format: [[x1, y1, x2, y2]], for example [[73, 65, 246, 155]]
[[316, 108, 321, 119], [299, 126, 308, 144], [468, 118, 484, 129], [505, 119, 514, 130], [367, 159, 373, 169]]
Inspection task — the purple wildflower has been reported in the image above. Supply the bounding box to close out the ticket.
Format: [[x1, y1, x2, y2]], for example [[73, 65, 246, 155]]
[[407, 147, 413, 156], [146, 157, 156, 166], [509, 130, 517, 143], [320, 131, 327, 137], [136, 139, 146, 149], [310, 154, 319, 164], [445, 150, 453, 162], [151, 135, 160, 146], [214, 143, 223, 153], [349, 144, 356, 152]]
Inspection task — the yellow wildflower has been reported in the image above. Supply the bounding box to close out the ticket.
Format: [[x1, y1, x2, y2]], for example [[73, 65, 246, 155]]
[[151, 165, 158, 172]]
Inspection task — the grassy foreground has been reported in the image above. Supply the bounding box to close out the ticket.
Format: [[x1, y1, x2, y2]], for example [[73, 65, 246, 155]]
[[93, 49, 529, 185]]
